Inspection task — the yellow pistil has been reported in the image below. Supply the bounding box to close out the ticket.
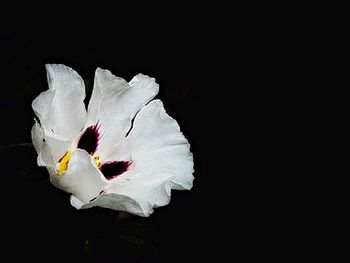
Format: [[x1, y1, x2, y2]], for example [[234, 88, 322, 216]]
[[56, 150, 72, 175], [93, 155, 102, 168]]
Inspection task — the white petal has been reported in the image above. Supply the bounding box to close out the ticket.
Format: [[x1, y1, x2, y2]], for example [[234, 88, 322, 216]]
[[85, 69, 159, 159], [106, 173, 175, 216], [32, 64, 87, 141], [31, 119, 65, 167], [70, 195, 85, 209], [72, 193, 146, 216], [87, 100, 194, 216], [44, 129, 74, 163], [50, 149, 108, 203], [87, 68, 129, 123], [37, 142, 55, 167], [31, 119, 44, 154], [110, 100, 194, 188]]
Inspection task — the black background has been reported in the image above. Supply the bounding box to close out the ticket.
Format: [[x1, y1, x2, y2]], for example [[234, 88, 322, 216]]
[[0, 30, 224, 262]]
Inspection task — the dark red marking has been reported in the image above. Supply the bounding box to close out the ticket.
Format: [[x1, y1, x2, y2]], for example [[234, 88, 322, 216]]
[[77, 122, 101, 155], [100, 161, 131, 180]]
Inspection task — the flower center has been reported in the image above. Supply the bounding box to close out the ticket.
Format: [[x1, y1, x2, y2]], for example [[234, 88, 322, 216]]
[[56, 150, 72, 175], [55, 123, 131, 179]]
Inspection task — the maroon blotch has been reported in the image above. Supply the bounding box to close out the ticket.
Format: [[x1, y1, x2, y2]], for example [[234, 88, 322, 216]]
[[100, 161, 131, 180], [77, 122, 101, 155]]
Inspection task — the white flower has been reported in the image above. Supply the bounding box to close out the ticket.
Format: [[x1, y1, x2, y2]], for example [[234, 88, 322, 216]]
[[31, 64, 194, 217]]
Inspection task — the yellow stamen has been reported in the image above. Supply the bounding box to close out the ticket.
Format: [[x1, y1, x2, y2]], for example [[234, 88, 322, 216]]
[[56, 150, 72, 175], [93, 155, 102, 168]]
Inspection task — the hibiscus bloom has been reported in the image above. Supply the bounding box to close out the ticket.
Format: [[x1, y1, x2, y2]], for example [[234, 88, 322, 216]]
[[31, 64, 194, 217]]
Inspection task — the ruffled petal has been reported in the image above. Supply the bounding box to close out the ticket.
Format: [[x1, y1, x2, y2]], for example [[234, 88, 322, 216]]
[[109, 100, 194, 188], [32, 64, 86, 141], [37, 142, 55, 168], [80, 100, 194, 216], [85, 69, 159, 159], [70, 193, 146, 216], [50, 149, 108, 203], [31, 119, 44, 154], [31, 119, 66, 167], [43, 131, 72, 164], [105, 173, 175, 216]]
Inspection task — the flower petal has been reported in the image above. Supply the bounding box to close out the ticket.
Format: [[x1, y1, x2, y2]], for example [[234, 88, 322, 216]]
[[81, 100, 194, 216], [32, 64, 87, 140], [109, 100, 194, 189], [76, 171, 180, 216], [31, 119, 44, 154], [31, 119, 64, 167], [43, 132, 72, 164], [86, 69, 159, 159], [70, 193, 145, 216], [50, 149, 108, 203], [37, 142, 55, 168], [107, 173, 176, 216]]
